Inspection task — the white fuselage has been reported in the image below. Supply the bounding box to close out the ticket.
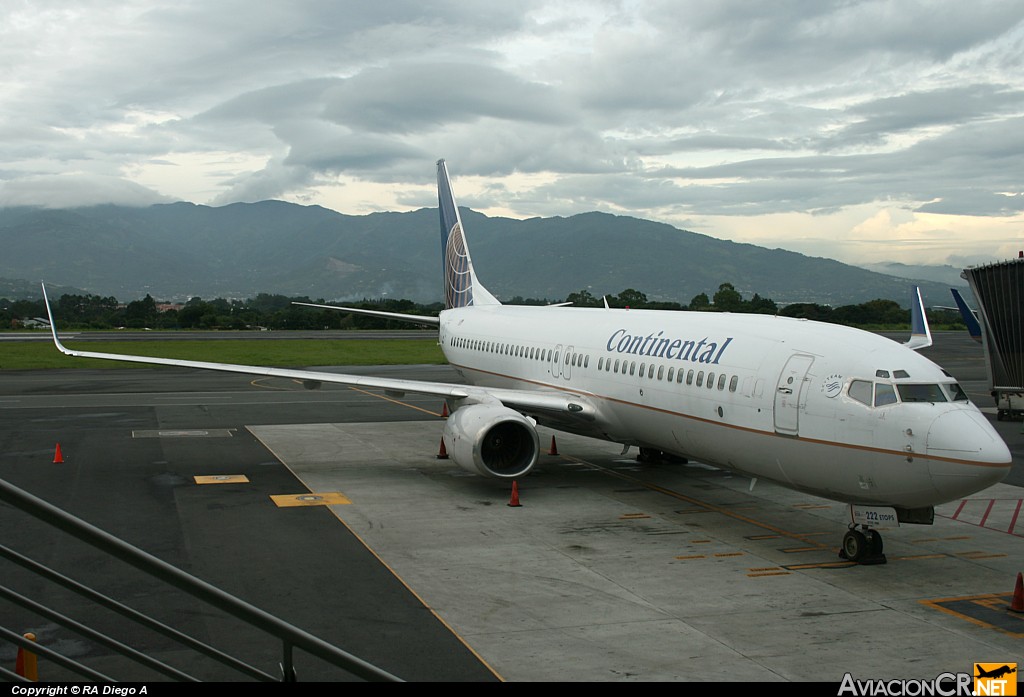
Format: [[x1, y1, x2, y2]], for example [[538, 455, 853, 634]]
[[439, 305, 1011, 509]]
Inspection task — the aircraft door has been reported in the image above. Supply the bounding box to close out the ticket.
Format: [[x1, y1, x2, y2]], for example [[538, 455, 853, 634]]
[[774, 354, 814, 435], [551, 344, 563, 377]]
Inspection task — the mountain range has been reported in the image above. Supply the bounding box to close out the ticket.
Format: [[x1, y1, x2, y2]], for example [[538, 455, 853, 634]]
[[0, 201, 972, 308]]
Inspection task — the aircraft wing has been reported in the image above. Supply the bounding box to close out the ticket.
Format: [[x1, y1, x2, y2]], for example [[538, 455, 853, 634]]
[[42, 285, 594, 419], [291, 302, 440, 327]]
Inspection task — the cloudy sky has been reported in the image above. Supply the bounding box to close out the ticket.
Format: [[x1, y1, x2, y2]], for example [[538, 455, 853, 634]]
[[3, 1, 1023, 268]]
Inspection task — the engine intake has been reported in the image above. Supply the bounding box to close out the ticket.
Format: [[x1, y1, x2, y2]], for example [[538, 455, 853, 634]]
[[442, 404, 540, 478]]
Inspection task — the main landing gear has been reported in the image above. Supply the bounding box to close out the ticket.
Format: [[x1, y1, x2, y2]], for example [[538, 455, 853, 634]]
[[839, 525, 886, 565]]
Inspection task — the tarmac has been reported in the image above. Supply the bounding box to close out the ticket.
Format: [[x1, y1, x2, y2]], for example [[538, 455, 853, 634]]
[[1, 331, 1022, 683]]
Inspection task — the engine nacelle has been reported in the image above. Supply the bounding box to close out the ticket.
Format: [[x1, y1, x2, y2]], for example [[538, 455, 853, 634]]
[[442, 404, 540, 479]]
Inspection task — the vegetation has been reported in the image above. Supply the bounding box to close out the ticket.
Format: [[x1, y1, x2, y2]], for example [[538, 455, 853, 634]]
[[2, 283, 966, 370], [2, 282, 966, 333]]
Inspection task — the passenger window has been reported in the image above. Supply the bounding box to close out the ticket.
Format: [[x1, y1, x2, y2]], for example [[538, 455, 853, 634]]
[[729, 375, 738, 392], [630, 362, 636, 375], [639, 362, 646, 375], [667, 367, 674, 382], [874, 383, 898, 407], [706, 372, 714, 389], [658, 366, 665, 380], [648, 364, 655, 378], [718, 374, 726, 390], [553, 350, 559, 363], [598, 357, 604, 370], [696, 371, 704, 387], [614, 359, 620, 372], [686, 370, 694, 385], [584, 356, 589, 368]]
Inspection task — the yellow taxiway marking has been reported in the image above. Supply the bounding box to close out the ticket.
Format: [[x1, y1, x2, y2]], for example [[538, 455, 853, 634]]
[[271, 492, 352, 507], [921, 592, 1024, 638], [346, 385, 444, 417], [194, 475, 250, 484]]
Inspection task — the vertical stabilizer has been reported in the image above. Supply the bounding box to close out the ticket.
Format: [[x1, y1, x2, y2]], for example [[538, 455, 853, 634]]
[[437, 159, 499, 309], [950, 288, 982, 343]]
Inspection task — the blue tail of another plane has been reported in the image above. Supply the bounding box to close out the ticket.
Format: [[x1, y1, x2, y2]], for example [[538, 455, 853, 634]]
[[437, 159, 499, 310], [950, 288, 982, 343]]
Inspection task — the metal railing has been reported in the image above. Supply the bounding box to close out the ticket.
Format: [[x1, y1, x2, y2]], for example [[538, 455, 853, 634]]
[[0, 477, 402, 682]]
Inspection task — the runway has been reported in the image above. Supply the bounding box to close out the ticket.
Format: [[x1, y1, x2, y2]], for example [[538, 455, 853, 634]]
[[1, 331, 1022, 682]]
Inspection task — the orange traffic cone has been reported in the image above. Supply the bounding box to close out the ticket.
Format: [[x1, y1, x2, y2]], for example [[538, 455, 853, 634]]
[[436, 437, 449, 460], [1011, 572, 1024, 613], [440, 402, 449, 418], [548, 436, 558, 456], [15, 632, 38, 681], [507, 481, 522, 507], [52, 443, 64, 464]]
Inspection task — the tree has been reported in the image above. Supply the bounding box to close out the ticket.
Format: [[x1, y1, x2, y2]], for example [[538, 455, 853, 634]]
[[689, 292, 710, 310], [615, 288, 648, 308], [712, 283, 743, 312]]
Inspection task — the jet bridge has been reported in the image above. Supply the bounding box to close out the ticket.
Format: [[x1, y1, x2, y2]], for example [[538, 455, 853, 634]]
[[962, 255, 1024, 420]]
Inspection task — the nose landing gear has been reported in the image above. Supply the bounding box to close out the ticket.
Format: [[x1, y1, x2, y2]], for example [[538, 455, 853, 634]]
[[839, 525, 886, 565]]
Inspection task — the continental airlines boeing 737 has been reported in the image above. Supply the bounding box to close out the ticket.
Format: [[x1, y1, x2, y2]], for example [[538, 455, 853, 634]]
[[43, 160, 1012, 564]]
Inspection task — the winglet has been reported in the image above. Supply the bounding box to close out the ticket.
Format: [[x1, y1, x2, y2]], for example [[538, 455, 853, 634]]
[[41, 282, 73, 356], [950, 288, 982, 343], [905, 286, 932, 351]]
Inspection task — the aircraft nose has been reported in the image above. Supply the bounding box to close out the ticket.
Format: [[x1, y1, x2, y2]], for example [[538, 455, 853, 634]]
[[926, 409, 1012, 497]]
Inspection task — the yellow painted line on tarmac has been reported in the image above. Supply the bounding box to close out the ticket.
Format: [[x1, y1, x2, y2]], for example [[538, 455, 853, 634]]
[[747, 570, 792, 577], [921, 592, 1024, 638], [346, 385, 445, 417], [956, 551, 1007, 560], [271, 492, 352, 507], [785, 560, 856, 570], [194, 475, 249, 484]]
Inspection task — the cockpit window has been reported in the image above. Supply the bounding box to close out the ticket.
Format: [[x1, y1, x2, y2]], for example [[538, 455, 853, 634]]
[[893, 370, 909, 378], [848, 380, 872, 406], [943, 383, 969, 401], [875, 370, 890, 378], [896, 384, 948, 403], [874, 383, 897, 407]]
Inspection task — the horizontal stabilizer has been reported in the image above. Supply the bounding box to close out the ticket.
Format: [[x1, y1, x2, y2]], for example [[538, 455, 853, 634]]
[[292, 301, 439, 327]]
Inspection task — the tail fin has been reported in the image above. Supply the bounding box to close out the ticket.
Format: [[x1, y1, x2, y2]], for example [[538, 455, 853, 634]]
[[437, 159, 499, 309], [950, 288, 982, 343], [904, 286, 932, 351]]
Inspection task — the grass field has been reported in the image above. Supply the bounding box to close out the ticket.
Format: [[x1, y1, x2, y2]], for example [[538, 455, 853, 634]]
[[1, 338, 447, 370]]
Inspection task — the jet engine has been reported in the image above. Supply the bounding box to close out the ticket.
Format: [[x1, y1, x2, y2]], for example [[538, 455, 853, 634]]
[[442, 404, 540, 479]]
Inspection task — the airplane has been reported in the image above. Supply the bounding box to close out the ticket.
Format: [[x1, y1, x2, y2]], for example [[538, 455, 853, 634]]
[[975, 665, 1016, 679], [42, 159, 1012, 565]]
